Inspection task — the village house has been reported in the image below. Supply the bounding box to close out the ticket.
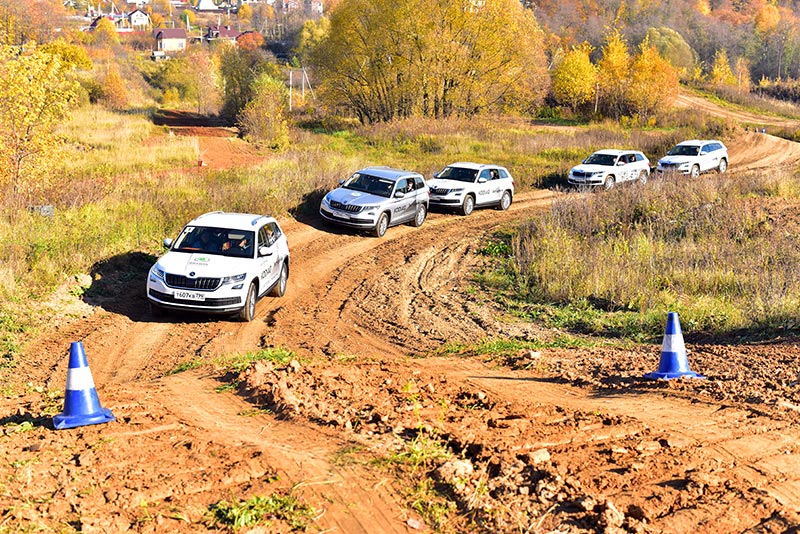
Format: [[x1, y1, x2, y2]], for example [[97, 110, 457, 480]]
[[127, 9, 151, 30], [205, 25, 240, 43], [154, 27, 188, 53]]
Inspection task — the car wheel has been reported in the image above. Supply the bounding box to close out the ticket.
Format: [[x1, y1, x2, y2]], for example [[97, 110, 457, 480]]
[[498, 191, 512, 210], [461, 195, 475, 216], [717, 159, 728, 173], [239, 282, 257, 322], [271, 262, 287, 297], [690, 165, 700, 179], [374, 212, 389, 237], [638, 170, 648, 185], [603, 176, 615, 191], [412, 204, 427, 227]]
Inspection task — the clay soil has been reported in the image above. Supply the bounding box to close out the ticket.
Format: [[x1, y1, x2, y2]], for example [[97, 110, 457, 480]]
[[3, 98, 800, 534]]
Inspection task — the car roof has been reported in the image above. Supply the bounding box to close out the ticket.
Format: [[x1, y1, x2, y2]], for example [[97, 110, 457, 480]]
[[444, 162, 508, 171], [358, 166, 422, 180], [187, 211, 275, 231], [590, 149, 641, 156], [675, 140, 724, 146]]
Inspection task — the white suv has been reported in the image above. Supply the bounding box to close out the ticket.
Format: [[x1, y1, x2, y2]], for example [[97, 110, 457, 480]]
[[656, 140, 728, 178], [428, 162, 514, 215], [146, 211, 290, 321], [568, 149, 650, 190]]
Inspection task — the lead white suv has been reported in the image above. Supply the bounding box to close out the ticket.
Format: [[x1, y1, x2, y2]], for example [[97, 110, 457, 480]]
[[428, 162, 514, 215], [146, 211, 290, 321], [656, 140, 728, 178]]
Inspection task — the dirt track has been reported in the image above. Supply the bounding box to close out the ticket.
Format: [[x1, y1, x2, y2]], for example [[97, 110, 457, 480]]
[[3, 97, 800, 533]]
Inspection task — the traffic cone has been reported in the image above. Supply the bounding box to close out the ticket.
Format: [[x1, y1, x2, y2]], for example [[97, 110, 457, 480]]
[[644, 312, 705, 380], [53, 341, 115, 430]]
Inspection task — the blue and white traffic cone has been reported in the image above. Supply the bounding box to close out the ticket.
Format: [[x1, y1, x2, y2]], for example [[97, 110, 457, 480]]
[[644, 312, 705, 380], [53, 341, 115, 430]]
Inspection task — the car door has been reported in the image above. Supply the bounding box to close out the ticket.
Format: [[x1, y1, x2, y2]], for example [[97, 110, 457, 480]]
[[390, 178, 416, 223], [701, 143, 720, 172], [475, 169, 494, 205], [256, 223, 281, 295]]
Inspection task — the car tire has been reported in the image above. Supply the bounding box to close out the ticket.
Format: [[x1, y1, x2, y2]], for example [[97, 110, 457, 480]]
[[271, 262, 287, 297], [638, 170, 648, 185], [412, 204, 427, 227], [498, 191, 512, 210], [461, 195, 475, 216], [603, 176, 615, 191], [239, 282, 257, 322], [717, 159, 728, 173], [374, 212, 389, 237], [690, 165, 700, 179]]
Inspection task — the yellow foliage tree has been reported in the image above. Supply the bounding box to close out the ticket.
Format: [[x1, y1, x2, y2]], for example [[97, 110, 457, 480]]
[[92, 17, 120, 47], [0, 46, 78, 202], [597, 29, 630, 119], [709, 49, 736, 86], [100, 62, 128, 110], [238, 74, 289, 149], [627, 40, 679, 120], [551, 46, 596, 112]]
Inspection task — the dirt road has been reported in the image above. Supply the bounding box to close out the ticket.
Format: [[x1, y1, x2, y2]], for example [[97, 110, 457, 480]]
[[3, 103, 800, 533]]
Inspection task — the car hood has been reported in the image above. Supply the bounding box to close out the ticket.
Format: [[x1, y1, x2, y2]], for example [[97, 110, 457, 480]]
[[570, 164, 613, 174], [326, 188, 387, 206], [155, 252, 252, 277], [428, 178, 470, 189], [659, 155, 694, 165]]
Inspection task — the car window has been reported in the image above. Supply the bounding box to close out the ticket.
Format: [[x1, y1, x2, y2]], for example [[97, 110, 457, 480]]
[[396, 178, 410, 194], [478, 169, 492, 181], [438, 166, 478, 183], [584, 153, 617, 166], [174, 226, 227, 254], [412, 176, 425, 189], [668, 145, 699, 156], [258, 225, 274, 248], [498, 168, 510, 179], [221, 231, 254, 258]]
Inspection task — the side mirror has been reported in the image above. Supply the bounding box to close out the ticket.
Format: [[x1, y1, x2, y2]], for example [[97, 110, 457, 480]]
[[337, 179, 345, 186], [616, 161, 625, 166], [163, 238, 173, 248], [699, 151, 707, 156], [433, 172, 440, 179], [258, 246, 272, 257], [477, 177, 487, 183], [394, 191, 406, 198]]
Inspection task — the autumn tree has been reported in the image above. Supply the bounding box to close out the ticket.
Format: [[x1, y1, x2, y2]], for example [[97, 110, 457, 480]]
[[709, 49, 736, 87], [596, 29, 630, 119], [39, 39, 92, 71], [237, 31, 265, 52], [294, 17, 329, 65], [311, 0, 548, 123], [181, 9, 196, 26], [551, 45, 596, 113], [645, 26, 695, 80], [627, 40, 679, 120], [238, 4, 253, 22], [217, 43, 280, 120], [238, 74, 289, 149], [99, 62, 128, 110], [0, 46, 78, 203], [92, 17, 120, 47]]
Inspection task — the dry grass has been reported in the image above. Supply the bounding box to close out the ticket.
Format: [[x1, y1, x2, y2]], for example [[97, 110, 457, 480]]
[[511, 169, 800, 337]]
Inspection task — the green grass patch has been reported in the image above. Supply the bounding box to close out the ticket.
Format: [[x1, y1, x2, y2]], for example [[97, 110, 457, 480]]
[[207, 493, 315, 531]]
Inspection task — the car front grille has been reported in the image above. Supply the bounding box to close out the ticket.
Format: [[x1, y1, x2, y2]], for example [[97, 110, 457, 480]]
[[330, 201, 363, 213], [430, 187, 451, 195], [571, 171, 595, 178], [149, 289, 241, 307], [165, 274, 220, 290]]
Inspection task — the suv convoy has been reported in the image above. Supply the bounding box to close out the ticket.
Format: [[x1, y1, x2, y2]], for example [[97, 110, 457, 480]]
[[319, 166, 429, 237], [568, 149, 651, 190], [428, 162, 514, 215], [656, 140, 728, 178], [146, 211, 290, 321]]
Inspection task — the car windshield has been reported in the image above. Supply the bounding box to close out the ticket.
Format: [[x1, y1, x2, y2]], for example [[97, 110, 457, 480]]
[[667, 145, 700, 156], [173, 226, 255, 258], [583, 153, 618, 166], [436, 166, 478, 183], [342, 173, 396, 198]]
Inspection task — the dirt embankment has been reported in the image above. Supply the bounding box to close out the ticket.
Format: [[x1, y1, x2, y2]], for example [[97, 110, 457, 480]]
[[3, 105, 800, 533]]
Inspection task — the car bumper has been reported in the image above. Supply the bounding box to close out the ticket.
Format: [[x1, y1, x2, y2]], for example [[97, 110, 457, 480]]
[[146, 279, 245, 313], [656, 165, 689, 174], [319, 207, 379, 230], [429, 194, 464, 207], [568, 175, 605, 186]]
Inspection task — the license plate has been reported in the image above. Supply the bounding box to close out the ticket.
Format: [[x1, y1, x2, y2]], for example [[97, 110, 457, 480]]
[[332, 210, 350, 219], [175, 290, 205, 301]]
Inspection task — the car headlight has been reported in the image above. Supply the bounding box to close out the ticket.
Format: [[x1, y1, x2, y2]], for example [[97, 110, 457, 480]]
[[150, 266, 165, 281], [361, 205, 378, 211], [450, 188, 464, 194], [222, 273, 247, 285], [321, 195, 331, 207]]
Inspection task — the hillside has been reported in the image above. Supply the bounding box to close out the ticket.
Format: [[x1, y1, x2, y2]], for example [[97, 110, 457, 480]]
[[2, 95, 800, 533]]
